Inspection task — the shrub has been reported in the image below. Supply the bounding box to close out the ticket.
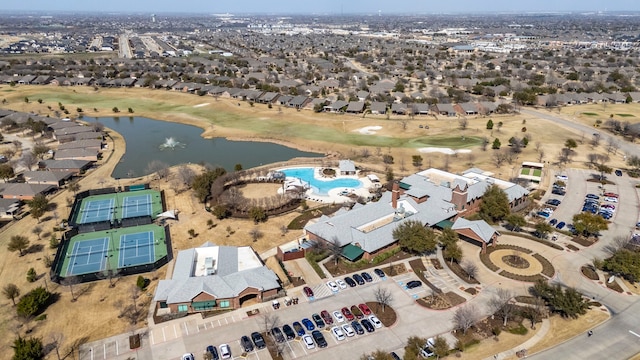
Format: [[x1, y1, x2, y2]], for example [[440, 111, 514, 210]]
[[136, 275, 147, 290], [372, 248, 401, 265], [11, 336, 44, 360], [26, 268, 37, 283], [492, 327, 502, 336], [49, 235, 59, 249], [16, 287, 52, 317]]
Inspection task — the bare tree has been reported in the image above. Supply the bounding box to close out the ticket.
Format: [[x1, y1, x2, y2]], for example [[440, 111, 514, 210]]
[[604, 235, 630, 255], [489, 289, 515, 326], [49, 332, 64, 360], [249, 227, 264, 242], [453, 303, 480, 334], [458, 118, 468, 130], [374, 286, 394, 312], [21, 152, 38, 171], [328, 237, 342, 266], [176, 165, 196, 188], [146, 160, 170, 180], [492, 151, 506, 168], [537, 149, 545, 163], [61, 276, 80, 302], [400, 119, 409, 131], [460, 260, 478, 281], [523, 297, 547, 329], [96, 265, 120, 288], [280, 225, 288, 237]]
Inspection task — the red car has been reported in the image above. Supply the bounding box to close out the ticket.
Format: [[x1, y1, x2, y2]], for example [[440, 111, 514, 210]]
[[320, 310, 334, 325], [604, 192, 619, 198], [341, 307, 355, 321], [303, 286, 314, 298], [358, 303, 372, 316]]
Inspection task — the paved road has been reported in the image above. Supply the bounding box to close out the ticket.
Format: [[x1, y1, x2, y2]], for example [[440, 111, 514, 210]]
[[520, 108, 640, 159], [119, 33, 132, 59]]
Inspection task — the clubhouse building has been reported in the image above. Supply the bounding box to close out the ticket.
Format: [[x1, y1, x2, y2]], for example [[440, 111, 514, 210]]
[[304, 168, 529, 259], [153, 242, 281, 315]]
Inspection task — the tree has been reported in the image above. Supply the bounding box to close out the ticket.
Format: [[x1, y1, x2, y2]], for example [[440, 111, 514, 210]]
[[146, 160, 170, 180], [2, 283, 20, 306], [26, 268, 37, 283], [564, 138, 578, 150], [444, 243, 462, 265], [27, 194, 49, 222], [412, 155, 423, 168], [0, 163, 14, 182], [603, 249, 640, 282], [112, 107, 120, 113], [479, 184, 510, 223], [595, 163, 612, 181], [486, 119, 494, 129], [61, 276, 80, 302], [505, 214, 526, 232], [461, 260, 478, 281], [211, 204, 229, 219], [360, 350, 393, 360], [128, 107, 134, 113], [532, 280, 589, 319], [11, 336, 44, 360], [437, 227, 458, 248], [522, 297, 547, 329], [48, 332, 64, 360], [492, 138, 501, 149], [432, 336, 450, 359], [453, 303, 480, 334], [373, 286, 394, 312], [16, 287, 51, 318], [234, 163, 243, 171], [8, 235, 30, 256], [534, 221, 554, 239], [31, 143, 49, 159], [489, 288, 515, 326], [136, 275, 147, 290], [249, 206, 267, 223], [191, 167, 226, 202], [31, 226, 42, 240], [20, 152, 37, 171], [404, 336, 426, 360], [572, 212, 608, 237], [392, 220, 437, 254]]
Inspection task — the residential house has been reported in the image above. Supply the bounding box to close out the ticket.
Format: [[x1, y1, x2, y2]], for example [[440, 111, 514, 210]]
[[0, 183, 55, 200], [324, 100, 348, 113], [431, 103, 457, 117], [0, 198, 20, 219], [22, 170, 74, 187], [369, 102, 388, 115], [153, 243, 280, 314], [57, 139, 103, 152], [40, 159, 92, 175], [345, 101, 365, 114]]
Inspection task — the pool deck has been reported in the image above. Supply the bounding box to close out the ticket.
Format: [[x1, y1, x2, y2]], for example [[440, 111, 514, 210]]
[[277, 167, 377, 204]]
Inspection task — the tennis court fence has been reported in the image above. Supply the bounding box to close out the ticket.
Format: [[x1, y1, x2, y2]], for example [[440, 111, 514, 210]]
[[119, 216, 153, 228], [78, 221, 112, 233]]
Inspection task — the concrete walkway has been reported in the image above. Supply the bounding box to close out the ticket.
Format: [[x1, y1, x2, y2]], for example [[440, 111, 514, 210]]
[[484, 318, 551, 360]]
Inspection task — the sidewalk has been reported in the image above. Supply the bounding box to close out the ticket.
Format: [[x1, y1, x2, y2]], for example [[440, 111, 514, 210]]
[[484, 318, 550, 360]]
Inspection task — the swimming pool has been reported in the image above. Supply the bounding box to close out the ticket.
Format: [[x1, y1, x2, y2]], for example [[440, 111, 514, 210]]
[[281, 167, 362, 195]]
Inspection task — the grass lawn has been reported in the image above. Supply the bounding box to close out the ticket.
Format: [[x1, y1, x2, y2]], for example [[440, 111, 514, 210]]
[[533, 169, 542, 176], [521, 168, 531, 175], [582, 112, 599, 116], [616, 113, 635, 117]]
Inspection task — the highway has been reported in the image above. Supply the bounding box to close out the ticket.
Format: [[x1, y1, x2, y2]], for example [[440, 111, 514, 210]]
[[118, 33, 132, 59]]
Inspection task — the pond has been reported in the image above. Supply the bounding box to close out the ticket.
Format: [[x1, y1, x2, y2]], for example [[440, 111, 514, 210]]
[[93, 116, 322, 178]]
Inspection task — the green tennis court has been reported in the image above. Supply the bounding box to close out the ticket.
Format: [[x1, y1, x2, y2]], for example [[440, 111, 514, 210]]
[[58, 224, 168, 277], [70, 189, 163, 225]]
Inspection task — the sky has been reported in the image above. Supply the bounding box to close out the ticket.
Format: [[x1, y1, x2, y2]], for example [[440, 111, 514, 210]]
[[1, 0, 638, 14]]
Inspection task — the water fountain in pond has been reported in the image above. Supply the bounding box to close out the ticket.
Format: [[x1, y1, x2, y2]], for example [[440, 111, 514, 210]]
[[159, 137, 185, 150]]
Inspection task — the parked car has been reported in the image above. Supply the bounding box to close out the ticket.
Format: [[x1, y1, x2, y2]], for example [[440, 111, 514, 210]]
[[601, 204, 616, 210], [537, 211, 551, 218], [241, 335, 254, 352], [219, 344, 231, 359], [615, 169, 623, 176], [368, 315, 383, 328], [361, 318, 375, 332], [302, 318, 315, 331], [336, 279, 347, 289], [206, 345, 219, 360], [326, 281, 339, 292], [420, 346, 435, 358], [251, 332, 266, 349], [312, 313, 325, 328], [556, 221, 566, 229], [604, 196, 618, 203], [342, 323, 356, 337], [282, 324, 296, 340], [546, 199, 561, 206], [292, 322, 305, 337], [344, 276, 357, 287], [303, 286, 314, 298], [311, 330, 328, 348], [353, 273, 365, 285], [302, 334, 315, 349], [390, 352, 401, 360], [351, 320, 365, 335], [331, 326, 346, 341], [374, 268, 386, 279], [182, 354, 195, 360], [552, 188, 566, 196], [549, 218, 558, 225], [406, 280, 423, 289], [332, 310, 345, 323], [358, 303, 372, 316], [604, 192, 619, 198], [321, 310, 334, 325], [361, 271, 373, 282], [556, 175, 568, 181], [350, 305, 364, 319], [586, 194, 600, 200], [341, 307, 355, 321], [271, 327, 285, 343]]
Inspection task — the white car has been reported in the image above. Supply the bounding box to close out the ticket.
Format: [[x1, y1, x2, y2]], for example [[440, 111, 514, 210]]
[[219, 344, 231, 359], [331, 326, 346, 341], [302, 334, 315, 349], [341, 323, 355, 337], [332, 310, 345, 323], [556, 175, 568, 181], [336, 279, 347, 289], [604, 197, 618, 203], [181, 354, 195, 360], [326, 281, 339, 292], [368, 315, 383, 328]]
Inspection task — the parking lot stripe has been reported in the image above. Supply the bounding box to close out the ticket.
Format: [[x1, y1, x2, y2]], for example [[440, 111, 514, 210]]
[[173, 324, 178, 338], [162, 327, 166, 342], [183, 322, 189, 335]]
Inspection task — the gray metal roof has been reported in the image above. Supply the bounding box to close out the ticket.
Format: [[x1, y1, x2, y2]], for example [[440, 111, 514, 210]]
[[451, 218, 498, 243]]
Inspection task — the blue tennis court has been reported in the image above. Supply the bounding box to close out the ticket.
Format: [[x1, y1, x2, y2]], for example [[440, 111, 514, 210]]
[[118, 231, 155, 267], [80, 198, 115, 224], [121, 194, 152, 219], [66, 237, 109, 276]]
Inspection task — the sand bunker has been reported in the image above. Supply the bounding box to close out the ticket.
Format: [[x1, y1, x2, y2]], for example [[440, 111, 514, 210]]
[[193, 103, 210, 108], [356, 126, 382, 135], [418, 147, 472, 155]]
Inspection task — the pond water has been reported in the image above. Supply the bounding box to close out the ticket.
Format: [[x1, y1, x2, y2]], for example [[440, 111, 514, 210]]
[[93, 117, 322, 178]]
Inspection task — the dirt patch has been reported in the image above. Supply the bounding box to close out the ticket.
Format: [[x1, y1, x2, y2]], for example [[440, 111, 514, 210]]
[[443, 259, 480, 284], [580, 266, 599, 281], [367, 301, 397, 327], [572, 236, 597, 247], [417, 292, 466, 310], [606, 279, 624, 293], [502, 255, 531, 269]]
